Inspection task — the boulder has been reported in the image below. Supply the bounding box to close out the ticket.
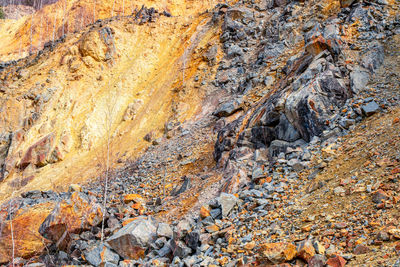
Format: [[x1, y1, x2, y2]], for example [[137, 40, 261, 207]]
[[171, 240, 192, 258], [0, 202, 54, 264], [269, 140, 290, 158], [285, 67, 349, 141], [107, 217, 158, 260], [39, 192, 103, 250]]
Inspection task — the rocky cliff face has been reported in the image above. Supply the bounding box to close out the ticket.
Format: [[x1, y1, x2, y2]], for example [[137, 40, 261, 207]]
[[0, 0, 399, 266]]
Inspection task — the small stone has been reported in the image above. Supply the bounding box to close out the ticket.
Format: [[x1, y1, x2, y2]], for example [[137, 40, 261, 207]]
[[258, 242, 297, 264], [334, 222, 347, 229], [361, 101, 379, 117], [334, 187, 345, 196], [84, 243, 119, 266], [206, 224, 220, 233], [210, 208, 222, 219], [388, 229, 400, 239], [68, 184, 82, 192], [372, 189, 388, 204], [200, 205, 211, 219], [313, 241, 325, 255], [244, 241, 256, 250], [353, 244, 370, 255], [376, 231, 389, 241], [297, 240, 316, 262], [309, 254, 327, 267]]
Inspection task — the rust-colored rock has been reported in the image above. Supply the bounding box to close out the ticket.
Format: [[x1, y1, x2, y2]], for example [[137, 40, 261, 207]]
[[200, 204, 211, 219], [297, 240, 316, 262], [39, 192, 103, 249], [326, 255, 346, 267], [19, 133, 58, 169], [0, 202, 54, 263], [258, 242, 297, 264], [123, 193, 145, 204]]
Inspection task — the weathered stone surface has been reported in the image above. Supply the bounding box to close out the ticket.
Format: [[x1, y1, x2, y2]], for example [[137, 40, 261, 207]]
[[107, 217, 158, 260], [157, 223, 173, 239], [285, 64, 349, 142], [39, 192, 103, 249], [123, 100, 144, 121], [350, 67, 370, 93], [362, 42, 384, 72], [275, 114, 300, 142], [123, 194, 145, 204], [304, 24, 341, 57], [258, 242, 297, 264], [0, 202, 54, 263], [84, 243, 120, 267], [326, 255, 346, 267], [219, 193, 238, 217], [361, 101, 380, 117], [309, 254, 327, 267], [213, 98, 243, 118], [297, 240, 316, 262], [200, 204, 211, 219], [340, 0, 357, 7], [19, 133, 58, 169], [0, 132, 12, 181], [79, 28, 112, 62]]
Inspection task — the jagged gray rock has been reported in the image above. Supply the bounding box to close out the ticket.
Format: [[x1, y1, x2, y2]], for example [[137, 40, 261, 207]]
[[107, 217, 158, 259], [84, 243, 119, 267], [219, 193, 238, 217]]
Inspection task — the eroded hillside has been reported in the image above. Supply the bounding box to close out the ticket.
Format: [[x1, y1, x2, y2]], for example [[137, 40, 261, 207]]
[[0, 0, 228, 202]]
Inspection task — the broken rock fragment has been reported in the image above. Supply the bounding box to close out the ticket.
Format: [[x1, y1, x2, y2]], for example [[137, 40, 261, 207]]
[[258, 242, 297, 264], [107, 217, 158, 260], [39, 192, 103, 250]]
